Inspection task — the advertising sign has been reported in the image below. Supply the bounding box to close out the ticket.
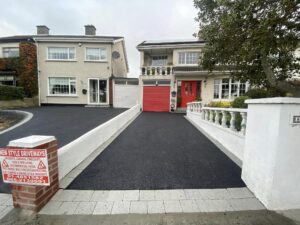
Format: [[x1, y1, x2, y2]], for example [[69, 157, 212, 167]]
[[0, 148, 50, 186]]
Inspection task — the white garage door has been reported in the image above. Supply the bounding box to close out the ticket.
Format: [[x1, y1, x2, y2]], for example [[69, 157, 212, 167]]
[[113, 84, 140, 108]]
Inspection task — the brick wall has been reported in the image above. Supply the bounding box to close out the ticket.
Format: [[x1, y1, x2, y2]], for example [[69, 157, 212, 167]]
[[10, 140, 59, 212]]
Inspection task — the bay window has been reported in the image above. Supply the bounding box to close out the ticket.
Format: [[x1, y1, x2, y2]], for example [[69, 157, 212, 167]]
[[48, 47, 75, 60], [49, 77, 76, 95], [86, 47, 107, 61], [214, 78, 248, 100]]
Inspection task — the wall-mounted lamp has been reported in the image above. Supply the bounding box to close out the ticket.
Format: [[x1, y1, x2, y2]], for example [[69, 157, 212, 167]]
[[204, 76, 208, 87], [78, 43, 82, 47]]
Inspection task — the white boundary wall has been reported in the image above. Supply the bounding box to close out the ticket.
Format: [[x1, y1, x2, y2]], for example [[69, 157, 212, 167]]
[[58, 104, 140, 180], [187, 111, 245, 164], [242, 98, 300, 210]]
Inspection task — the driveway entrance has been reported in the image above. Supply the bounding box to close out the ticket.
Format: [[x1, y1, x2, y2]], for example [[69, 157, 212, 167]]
[[0, 106, 125, 193], [68, 112, 245, 190]]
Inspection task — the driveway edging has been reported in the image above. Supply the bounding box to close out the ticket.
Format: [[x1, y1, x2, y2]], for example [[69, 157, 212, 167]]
[[0, 110, 33, 135]]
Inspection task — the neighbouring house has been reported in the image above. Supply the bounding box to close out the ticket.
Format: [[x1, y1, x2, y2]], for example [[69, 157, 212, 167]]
[[34, 25, 129, 106], [0, 36, 37, 94], [137, 39, 250, 112]]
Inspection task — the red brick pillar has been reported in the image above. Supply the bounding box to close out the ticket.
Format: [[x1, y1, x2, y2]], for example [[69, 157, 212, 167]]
[[7, 136, 59, 212]]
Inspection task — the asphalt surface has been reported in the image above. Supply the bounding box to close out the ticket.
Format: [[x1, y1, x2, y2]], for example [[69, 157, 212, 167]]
[[2, 209, 299, 225], [68, 112, 245, 190], [0, 106, 125, 193]]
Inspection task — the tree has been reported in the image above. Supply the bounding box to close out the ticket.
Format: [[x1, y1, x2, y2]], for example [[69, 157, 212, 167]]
[[194, 0, 300, 96]]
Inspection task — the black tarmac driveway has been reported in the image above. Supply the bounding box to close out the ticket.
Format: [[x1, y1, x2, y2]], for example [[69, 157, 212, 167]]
[[68, 112, 245, 190], [0, 106, 125, 193]]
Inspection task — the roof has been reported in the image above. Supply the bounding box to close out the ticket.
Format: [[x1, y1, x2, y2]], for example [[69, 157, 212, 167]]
[[137, 38, 206, 49], [0, 35, 34, 43], [0, 35, 123, 43]]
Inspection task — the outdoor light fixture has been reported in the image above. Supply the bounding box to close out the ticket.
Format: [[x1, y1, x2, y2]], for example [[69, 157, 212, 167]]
[[204, 77, 208, 87]]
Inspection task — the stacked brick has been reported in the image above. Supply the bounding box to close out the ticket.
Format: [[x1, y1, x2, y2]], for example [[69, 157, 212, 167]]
[[9, 140, 59, 212]]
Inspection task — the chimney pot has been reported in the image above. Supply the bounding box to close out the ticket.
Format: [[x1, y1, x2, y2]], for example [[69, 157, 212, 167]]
[[36, 25, 49, 35], [85, 25, 96, 36]]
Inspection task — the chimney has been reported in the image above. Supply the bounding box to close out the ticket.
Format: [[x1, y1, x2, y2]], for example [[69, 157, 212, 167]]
[[85, 25, 96, 36], [36, 25, 49, 35]]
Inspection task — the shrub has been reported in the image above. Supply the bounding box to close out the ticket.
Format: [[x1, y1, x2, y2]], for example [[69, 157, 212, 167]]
[[207, 101, 231, 108], [231, 96, 249, 108], [245, 88, 268, 99], [0, 85, 24, 100], [267, 86, 286, 97]]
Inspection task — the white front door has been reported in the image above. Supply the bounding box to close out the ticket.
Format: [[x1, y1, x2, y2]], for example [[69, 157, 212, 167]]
[[88, 78, 108, 104]]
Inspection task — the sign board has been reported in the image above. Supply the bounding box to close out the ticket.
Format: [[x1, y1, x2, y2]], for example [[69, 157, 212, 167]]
[[0, 148, 50, 186], [290, 114, 300, 126]]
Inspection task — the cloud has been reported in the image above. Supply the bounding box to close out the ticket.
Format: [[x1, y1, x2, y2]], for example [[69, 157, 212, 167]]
[[0, 0, 199, 77]]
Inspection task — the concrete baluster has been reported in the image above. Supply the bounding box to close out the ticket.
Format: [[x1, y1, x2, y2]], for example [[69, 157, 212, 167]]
[[221, 111, 227, 127], [230, 111, 237, 131]]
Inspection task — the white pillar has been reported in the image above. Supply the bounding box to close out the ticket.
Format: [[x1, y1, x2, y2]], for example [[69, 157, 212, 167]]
[[242, 97, 300, 210]]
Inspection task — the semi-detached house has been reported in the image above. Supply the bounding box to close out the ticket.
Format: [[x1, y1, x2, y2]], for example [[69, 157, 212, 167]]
[[35, 25, 129, 106], [137, 39, 250, 112]]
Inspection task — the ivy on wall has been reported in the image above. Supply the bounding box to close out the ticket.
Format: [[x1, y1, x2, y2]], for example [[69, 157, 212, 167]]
[[0, 42, 38, 97]]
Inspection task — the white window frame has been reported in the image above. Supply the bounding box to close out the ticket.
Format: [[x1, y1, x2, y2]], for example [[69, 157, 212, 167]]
[[213, 78, 249, 100], [151, 55, 168, 66], [87, 78, 109, 105], [47, 47, 76, 61], [177, 51, 200, 66], [2, 47, 19, 58], [85, 47, 107, 62], [48, 77, 77, 96]]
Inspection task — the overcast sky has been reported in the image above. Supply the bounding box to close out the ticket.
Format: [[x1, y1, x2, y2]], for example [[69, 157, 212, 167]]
[[0, 0, 199, 77]]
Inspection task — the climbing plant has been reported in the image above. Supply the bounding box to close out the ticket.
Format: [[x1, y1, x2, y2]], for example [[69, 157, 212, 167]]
[[0, 42, 37, 97]]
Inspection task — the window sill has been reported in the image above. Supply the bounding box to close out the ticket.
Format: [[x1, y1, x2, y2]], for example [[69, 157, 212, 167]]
[[46, 60, 77, 62], [212, 99, 232, 102], [84, 60, 108, 63], [176, 64, 199, 67], [47, 95, 78, 97]]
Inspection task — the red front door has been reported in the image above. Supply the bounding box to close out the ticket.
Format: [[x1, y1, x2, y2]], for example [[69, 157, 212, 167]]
[[180, 81, 197, 108]]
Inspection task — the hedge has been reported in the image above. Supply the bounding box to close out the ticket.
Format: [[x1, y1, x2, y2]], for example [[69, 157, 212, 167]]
[[0, 85, 24, 100]]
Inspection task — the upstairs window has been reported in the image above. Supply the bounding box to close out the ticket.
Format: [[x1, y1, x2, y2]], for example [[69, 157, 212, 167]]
[[151, 55, 167, 66], [3, 47, 19, 58], [214, 78, 248, 100], [86, 47, 107, 61], [178, 52, 199, 65], [48, 47, 75, 60]]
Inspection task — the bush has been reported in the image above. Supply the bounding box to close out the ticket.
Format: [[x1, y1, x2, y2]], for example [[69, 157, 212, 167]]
[[207, 101, 231, 108], [0, 85, 24, 100], [231, 96, 249, 108], [245, 88, 268, 99]]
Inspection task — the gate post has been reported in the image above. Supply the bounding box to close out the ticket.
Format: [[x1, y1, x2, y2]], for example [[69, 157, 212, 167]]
[[242, 98, 300, 210], [3, 135, 59, 212]]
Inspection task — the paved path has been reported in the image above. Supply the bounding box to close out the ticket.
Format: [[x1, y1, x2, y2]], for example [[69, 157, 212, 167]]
[[0, 193, 13, 220], [0, 106, 125, 193], [68, 112, 245, 190], [39, 188, 265, 215]]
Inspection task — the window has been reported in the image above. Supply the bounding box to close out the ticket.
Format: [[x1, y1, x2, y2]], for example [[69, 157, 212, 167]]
[[213, 78, 247, 100], [221, 78, 230, 99], [214, 79, 221, 99], [86, 48, 107, 61], [49, 77, 76, 95], [3, 47, 19, 58], [151, 55, 167, 66], [178, 52, 199, 65], [48, 47, 75, 60]]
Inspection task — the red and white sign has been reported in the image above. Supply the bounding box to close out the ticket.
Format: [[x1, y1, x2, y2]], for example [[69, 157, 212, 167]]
[[0, 148, 50, 186]]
